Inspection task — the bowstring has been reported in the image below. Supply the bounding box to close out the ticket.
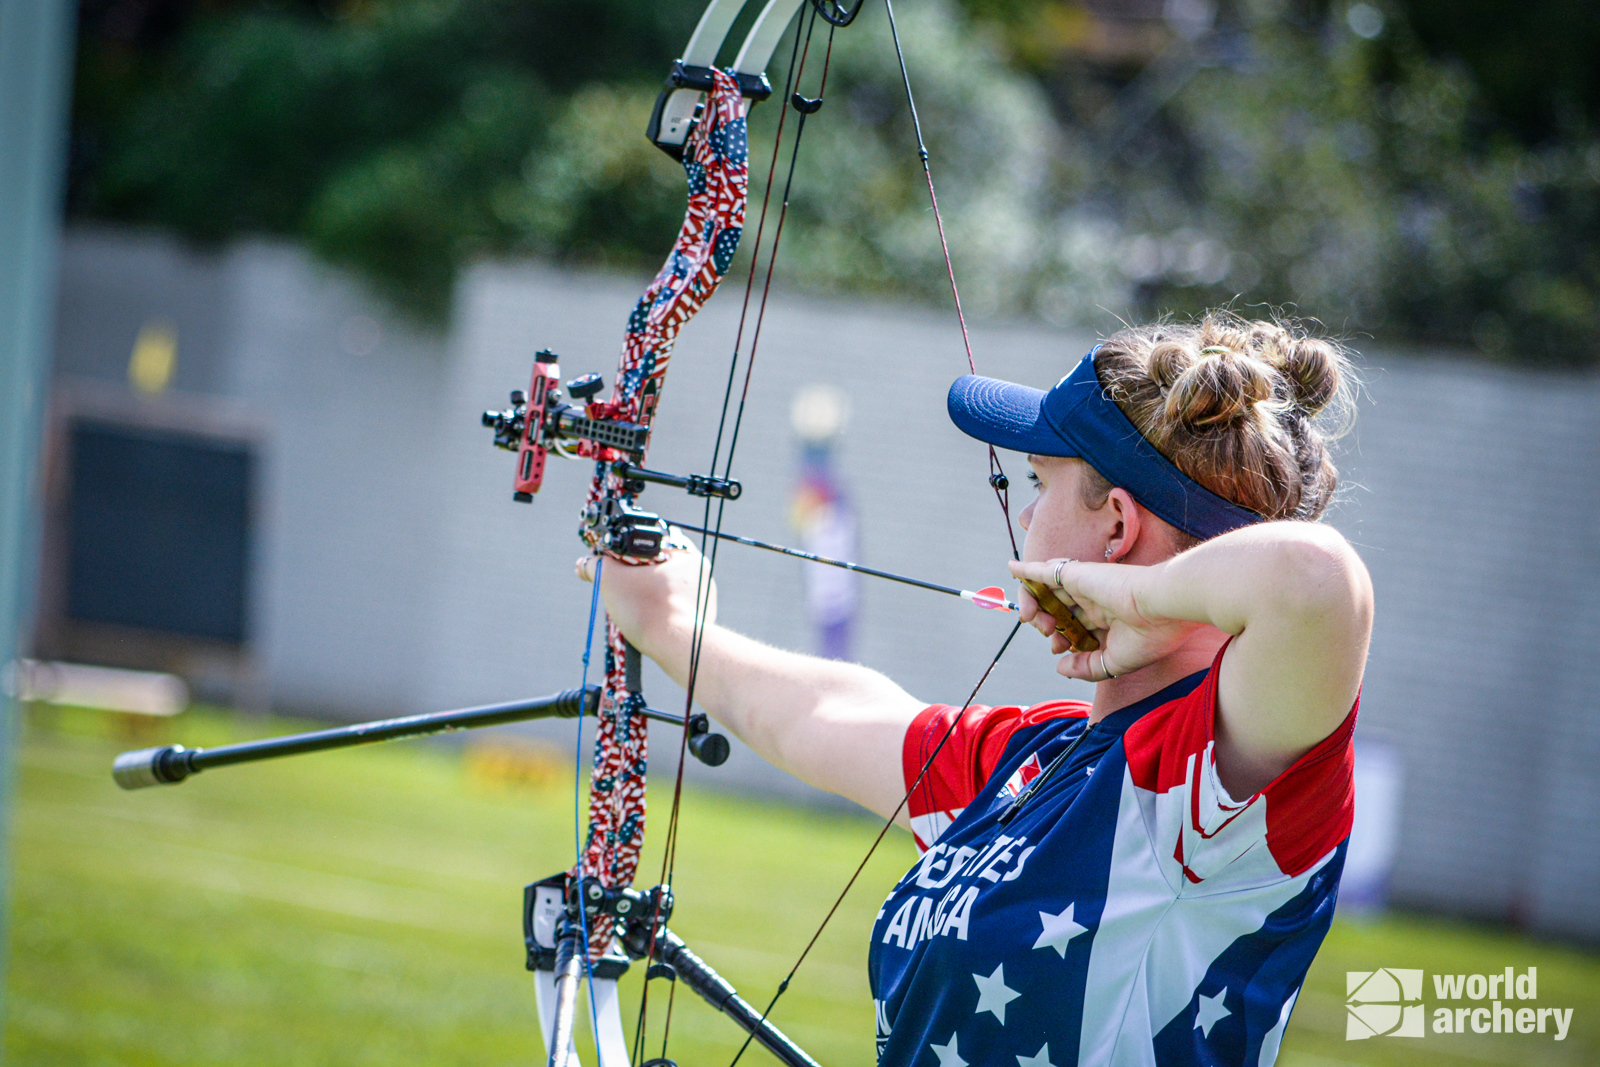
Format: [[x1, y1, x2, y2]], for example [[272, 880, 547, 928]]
[[634, 6, 828, 1061], [575, 558, 607, 1058], [883, 0, 1019, 559]]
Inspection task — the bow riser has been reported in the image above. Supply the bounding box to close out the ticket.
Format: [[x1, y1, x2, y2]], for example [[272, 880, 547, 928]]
[[577, 68, 752, 955]]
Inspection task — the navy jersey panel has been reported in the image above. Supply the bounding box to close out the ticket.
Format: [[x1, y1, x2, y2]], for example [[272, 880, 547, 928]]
[[869, 646, 1356, 1067], [870, 701, 1137, 1066], [1149, 842, 1346, 1067]]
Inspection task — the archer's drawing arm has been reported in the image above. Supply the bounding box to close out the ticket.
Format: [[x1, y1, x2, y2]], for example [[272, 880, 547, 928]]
[[580, 542, 924, 823]]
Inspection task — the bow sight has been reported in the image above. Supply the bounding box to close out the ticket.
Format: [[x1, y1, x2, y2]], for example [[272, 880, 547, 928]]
[[483, 350, 740, 559]]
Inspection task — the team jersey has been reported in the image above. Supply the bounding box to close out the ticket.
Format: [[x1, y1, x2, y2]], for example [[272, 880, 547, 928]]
[[868, 645, 1356, 1067]]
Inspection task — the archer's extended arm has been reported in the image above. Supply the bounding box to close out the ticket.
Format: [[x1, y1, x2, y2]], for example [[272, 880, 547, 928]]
[[580, 542, 925, 823]]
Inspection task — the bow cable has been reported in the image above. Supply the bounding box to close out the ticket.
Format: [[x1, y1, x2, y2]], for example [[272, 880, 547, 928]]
[[574, 558, 609, 1055], [722, 4, 1047, 1062]]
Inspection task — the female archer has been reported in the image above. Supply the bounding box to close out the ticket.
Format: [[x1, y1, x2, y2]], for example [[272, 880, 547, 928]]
[[581, 310, 1372, 1067]]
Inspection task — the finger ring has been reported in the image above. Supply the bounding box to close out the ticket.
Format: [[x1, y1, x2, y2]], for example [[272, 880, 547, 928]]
[[1051, 559, 1068, 587], [1101, 650, 1117, 679]]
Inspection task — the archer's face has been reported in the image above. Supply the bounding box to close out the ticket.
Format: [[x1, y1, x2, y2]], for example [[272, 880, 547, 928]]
[[1018, 455, 1115, 565]]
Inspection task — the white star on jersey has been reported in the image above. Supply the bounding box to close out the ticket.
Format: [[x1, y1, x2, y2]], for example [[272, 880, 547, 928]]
[[1194, 987, 1231, 1037], [1014, 1042, 1057, 1067], [971, 963, 1021, 1023], [929, 1032, 966, 1067], [1032, 902, 1087, 957]]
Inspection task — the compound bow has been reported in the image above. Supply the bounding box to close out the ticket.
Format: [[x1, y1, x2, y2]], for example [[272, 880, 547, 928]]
[[480, 3, 867, 1065], [485, 2, 1102, 1065]]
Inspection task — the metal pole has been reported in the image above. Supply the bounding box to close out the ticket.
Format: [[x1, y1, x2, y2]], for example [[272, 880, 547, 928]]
[[546, 920, 586, 1067], [656, 929, 824, 1067], [0, 0, 77, 1033]]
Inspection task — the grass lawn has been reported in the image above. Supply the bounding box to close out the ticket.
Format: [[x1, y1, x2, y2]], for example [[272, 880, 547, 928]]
[[9, 705, 1599, 1066]]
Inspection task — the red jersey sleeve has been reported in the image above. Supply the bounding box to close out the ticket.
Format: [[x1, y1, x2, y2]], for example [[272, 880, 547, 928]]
[[901, 699, 1090, 851]]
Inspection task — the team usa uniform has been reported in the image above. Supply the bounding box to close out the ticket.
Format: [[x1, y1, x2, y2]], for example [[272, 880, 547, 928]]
[[869, 647, 1357, 1067]]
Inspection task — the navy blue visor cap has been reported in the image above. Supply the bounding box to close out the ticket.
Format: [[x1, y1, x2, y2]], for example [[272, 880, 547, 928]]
[[947, 351, 1262, 541]]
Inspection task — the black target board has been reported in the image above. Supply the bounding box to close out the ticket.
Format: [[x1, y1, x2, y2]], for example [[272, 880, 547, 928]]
[[66, 420, 252, 643]]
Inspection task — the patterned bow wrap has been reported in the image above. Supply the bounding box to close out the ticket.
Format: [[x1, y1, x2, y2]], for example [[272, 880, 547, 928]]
[[573, 68, 749, 954]]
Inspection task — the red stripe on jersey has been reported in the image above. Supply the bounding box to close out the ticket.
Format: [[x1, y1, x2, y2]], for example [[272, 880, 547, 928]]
[[1122, 641, 1358, 878]]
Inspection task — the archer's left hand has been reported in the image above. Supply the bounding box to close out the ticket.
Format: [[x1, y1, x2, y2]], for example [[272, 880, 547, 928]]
[[1008, 558, 1203, 681], [576, 532, 718, 673]]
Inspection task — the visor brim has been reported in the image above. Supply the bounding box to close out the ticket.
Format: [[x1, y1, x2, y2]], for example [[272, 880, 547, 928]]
[[946, 375, 1082, 458]]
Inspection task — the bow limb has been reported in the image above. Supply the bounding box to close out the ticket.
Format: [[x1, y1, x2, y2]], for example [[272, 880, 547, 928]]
[[649, 0, 805, 157]]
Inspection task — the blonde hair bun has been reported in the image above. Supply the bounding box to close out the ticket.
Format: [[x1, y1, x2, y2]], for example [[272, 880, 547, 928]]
[[1149, 340, 1280, 433], [1093, 311, 1355, 525]]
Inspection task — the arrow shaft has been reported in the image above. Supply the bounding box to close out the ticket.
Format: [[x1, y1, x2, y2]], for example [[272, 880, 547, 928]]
[[666, 520, 1016, 612]]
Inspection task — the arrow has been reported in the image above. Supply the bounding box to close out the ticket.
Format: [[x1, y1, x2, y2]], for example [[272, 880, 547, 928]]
[[664, 520, 1018, 614]]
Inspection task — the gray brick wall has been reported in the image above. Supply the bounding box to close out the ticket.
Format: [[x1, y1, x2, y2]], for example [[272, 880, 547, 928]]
[[1326, 357, 1600, 937]]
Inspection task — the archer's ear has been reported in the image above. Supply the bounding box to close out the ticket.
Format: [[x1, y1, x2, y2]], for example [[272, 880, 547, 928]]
[[1104, 487, 1144, 562]]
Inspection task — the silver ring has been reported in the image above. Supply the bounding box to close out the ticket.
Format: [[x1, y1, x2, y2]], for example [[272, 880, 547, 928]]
[[1101, 650, 1117, 679], [1051, 559, 1068, 588]]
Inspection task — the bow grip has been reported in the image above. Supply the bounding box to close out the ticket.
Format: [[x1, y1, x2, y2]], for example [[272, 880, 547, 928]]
[[1018, 578, 1099, 653]]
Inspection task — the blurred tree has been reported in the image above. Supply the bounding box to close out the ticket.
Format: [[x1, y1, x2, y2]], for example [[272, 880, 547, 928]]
[[1400, 0, 1600, 143], [948, 0, 1600, 363], [70, 0, 706, 317], [69, 0, 1064, 324], [66, 0, 1600, 362], [511, 2, 1071, 316]]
